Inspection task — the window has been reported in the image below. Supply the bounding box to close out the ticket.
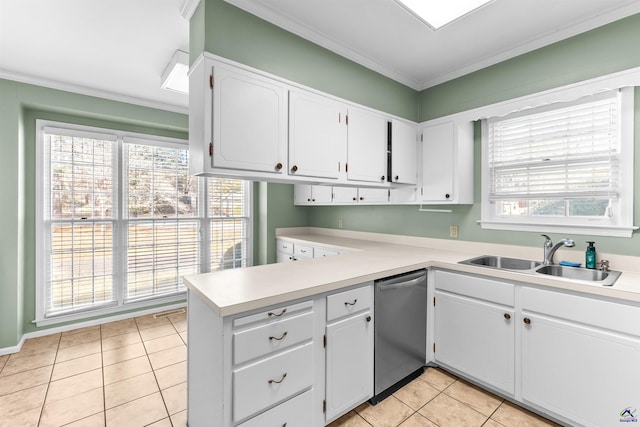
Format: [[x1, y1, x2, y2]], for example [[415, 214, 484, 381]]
[[36, 121, 251, 324], [481, 88, 634, 237]]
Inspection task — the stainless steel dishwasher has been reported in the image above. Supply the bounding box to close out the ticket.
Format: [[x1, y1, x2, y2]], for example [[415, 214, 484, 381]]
[[370, 269, 427, 404]]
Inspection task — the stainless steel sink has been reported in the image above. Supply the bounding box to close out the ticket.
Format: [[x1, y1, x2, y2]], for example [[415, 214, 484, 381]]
[[535, 265, 621, 286], [459, 255, 540, 271]]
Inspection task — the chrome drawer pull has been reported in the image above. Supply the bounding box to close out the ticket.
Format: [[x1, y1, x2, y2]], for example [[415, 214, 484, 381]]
[[268, 373, 287, 384], [344, 299, 358, 306], [268, 308, 287, 317], [269, 332, 288, 341]]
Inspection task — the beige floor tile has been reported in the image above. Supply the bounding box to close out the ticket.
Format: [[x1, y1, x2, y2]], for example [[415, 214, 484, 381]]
[[103, 355, 152, 385], [14, 334, 60, 359], [148, 345, 187, 370], [356, 396, 414, 427], [161, 381, 187, 415], [170, 319, 187, 332], [0, 365, 53, 396], [51, 353, 103, 381], [419, 368, 457, 391], [148, 418, 172, 427], [444, 380, 503, 416], [0, 383, 47, 419], [0, 350, 56, 376], [46, 368, 103, 403], [179, 331, 187, 344], [40, 387, 103, 427], [62, 325, 101, 336], [393, 376, 440, 410], [170, 410, 187, 427], [65, 412, 106, 427], [0, 405, 42, 427], [56, 340, 101, 363], [101, 331, 142, 351], [154, 360, 187, 390], [167, 311, 186, 323], [139, 324, 177, 342], [105, 392, 168, 426], [59, 328, 102, 349], [484, 420, 507, 427], [399, 413, 439, 427], [134, 314, 171, 331], [104, 371, 159, 409], [0, 355, 8, 373], [100, 319, 138, 339], [144, 334, 184, 354], [328, 410, 371, 427], [491, 402, 560, 427], [419, 393, 487, 427], [102, 342, 146, 366]]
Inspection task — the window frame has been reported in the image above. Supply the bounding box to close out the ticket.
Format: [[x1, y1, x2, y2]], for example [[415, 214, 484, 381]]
[[480, 87, 635, 237], [36, 120, 253, 326]]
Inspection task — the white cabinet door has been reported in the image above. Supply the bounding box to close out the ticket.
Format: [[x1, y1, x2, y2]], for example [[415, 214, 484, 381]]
[[332, 187, 358, 204], [389, 186, 417, 203], [521, 314, 640, 427], [325, 312, 373, 422], [434, 291, 515, 395], [346, 107, 388, 184], [357, 188, 389, 204], [421, 121, 454, 202], [391, 119, 418, 184], [294, 185, 333, 205], [289, 90, 346, 179], [311, 186, 333, 204], [213, 64, 287, 173], [293, 184, 313, 205]]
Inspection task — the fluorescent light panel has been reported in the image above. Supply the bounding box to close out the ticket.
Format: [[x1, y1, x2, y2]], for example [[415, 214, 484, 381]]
[[395, 0, 493, 29], [161, 49, 189, 94]]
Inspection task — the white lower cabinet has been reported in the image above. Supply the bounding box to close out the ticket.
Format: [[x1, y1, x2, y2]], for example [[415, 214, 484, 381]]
[[237, 390, 313, 427], [324, 285, 374, 423], [434, 271, 515, 395], [520, 287, 640, 427]]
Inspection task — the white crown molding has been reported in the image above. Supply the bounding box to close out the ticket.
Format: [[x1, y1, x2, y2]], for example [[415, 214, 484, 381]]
[[0, 69, 188, 115], [181, 0, 201, 20]]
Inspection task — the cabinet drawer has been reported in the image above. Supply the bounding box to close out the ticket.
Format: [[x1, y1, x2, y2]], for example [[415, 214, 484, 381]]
[[277, 240, 294, 254], [233, 343, 313, 422], [233, 300, 313, 328], [294, 244, 314, 258], [233, 311, 313, 364], [435, 270, 514, 307], [237, 390, 312, 427], [315, 247, 340, 258], [327, 284, 372, 322]]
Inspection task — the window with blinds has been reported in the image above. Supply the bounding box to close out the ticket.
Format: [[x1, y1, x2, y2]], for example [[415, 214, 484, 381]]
[[482, 88, 634, 236], [37, 121, 252, 323]]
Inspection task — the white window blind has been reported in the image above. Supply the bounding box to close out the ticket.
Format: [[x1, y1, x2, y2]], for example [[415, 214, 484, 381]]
[[487, 91, 620, 219]]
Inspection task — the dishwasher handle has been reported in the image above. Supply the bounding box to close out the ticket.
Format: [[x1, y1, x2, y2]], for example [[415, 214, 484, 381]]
[[377, 274, 425, 291]]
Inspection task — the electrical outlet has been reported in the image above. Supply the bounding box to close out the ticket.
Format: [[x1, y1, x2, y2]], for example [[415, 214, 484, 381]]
[[338, 219, 343, 229], [450, 225, 458, 238]]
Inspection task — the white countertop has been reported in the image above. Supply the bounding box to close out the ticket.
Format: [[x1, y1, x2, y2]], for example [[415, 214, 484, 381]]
[[183, 228, 640, 317]]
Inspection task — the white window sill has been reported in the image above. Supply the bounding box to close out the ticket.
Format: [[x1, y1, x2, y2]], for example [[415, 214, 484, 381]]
[[478, 220, 637, 238]]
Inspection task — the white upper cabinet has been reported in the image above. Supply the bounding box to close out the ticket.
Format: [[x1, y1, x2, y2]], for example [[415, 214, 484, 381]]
[[420, 119, 473, 204], [346, 107, 388, 184], [289, 90, 347, 180], [390, 119, 418, 185], [293, 184, 333, 205]]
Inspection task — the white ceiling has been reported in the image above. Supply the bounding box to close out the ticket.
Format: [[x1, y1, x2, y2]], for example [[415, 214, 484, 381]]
[[1, 0, 639, 114]]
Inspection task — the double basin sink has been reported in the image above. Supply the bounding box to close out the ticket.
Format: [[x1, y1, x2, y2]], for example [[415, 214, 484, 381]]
[[459, 255, 621, 287]]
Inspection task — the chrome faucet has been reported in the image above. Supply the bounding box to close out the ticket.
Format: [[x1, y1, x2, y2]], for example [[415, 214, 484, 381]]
[[541, 234, 575, 265]]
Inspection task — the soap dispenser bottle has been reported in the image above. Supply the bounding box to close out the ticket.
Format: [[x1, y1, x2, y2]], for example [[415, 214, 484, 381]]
[[586, 241, 596, 269]]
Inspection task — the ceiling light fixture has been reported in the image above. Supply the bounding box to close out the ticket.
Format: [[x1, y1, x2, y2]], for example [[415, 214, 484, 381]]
[[394, 0, 494, 30], [161, 49, 189, 94]]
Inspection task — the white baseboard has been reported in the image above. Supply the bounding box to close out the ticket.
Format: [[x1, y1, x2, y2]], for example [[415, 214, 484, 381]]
[[0, 302, 187, 356]]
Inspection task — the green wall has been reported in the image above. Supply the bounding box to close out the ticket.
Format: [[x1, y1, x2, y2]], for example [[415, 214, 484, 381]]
[[310, 13, 640, 258], [0, 78, 189, 348]]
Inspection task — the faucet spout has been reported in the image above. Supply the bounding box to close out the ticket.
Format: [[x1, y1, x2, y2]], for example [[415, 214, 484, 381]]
[[541, 234, 575, 265]]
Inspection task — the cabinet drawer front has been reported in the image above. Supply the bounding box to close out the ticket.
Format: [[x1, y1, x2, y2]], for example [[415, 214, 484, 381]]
[[233, 343, 314, 422], [522, 287, 640, 336], [237, 390, 312, 427], [233, 311, 313, 364], [327, 284, 373, 322], [233, 300, 313, 328], [314, 247, 340, 258], [277, 240, 294, 254], [435, 270, 514, 306], [294, 244, 314, 258]]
